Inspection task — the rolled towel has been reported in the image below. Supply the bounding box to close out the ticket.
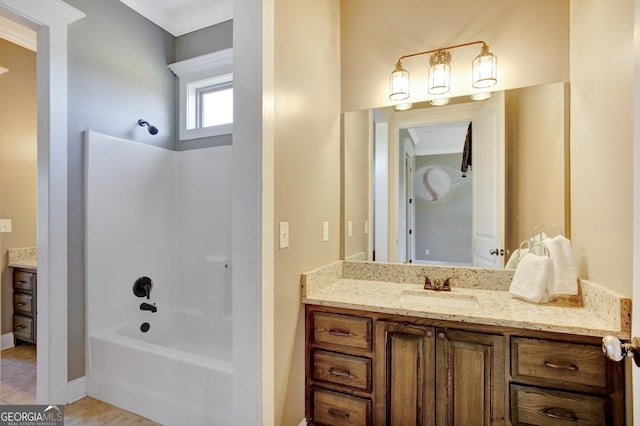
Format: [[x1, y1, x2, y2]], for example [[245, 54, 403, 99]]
[[509, 252, 551, 303], [543, 234, 578, 296]]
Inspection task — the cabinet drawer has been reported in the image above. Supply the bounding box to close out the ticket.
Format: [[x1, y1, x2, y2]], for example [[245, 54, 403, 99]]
[[312, 388, 371, 426], [13, 270, 35, 293], [511, 337, 606, 390], [511, 384, 608, 425], [13, 314, 34, 342], [314, 313, 371, 350], [13, 293, 34, 316], [312, 350, 371, 391]]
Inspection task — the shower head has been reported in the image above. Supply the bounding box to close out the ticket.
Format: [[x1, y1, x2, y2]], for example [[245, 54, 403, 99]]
[[137, 119, 159, 135]]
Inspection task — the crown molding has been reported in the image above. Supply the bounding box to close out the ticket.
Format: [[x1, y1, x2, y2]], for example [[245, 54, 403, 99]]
[[0, 13, 36, 51], [119, 0, 232, 37]]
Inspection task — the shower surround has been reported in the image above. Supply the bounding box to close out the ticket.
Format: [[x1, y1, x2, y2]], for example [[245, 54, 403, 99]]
[[84, 131, 232, 425]]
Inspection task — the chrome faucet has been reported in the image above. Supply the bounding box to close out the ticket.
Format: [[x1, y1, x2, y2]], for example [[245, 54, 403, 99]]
[[424, 276, 452, 291], [140, 302, 157, 313]]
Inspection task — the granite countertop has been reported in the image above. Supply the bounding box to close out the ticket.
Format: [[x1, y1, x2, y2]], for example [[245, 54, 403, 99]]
[[301, 260, 631, 340], [7, 247, 37, 271]]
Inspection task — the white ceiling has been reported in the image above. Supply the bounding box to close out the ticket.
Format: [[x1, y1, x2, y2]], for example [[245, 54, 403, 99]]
[[119, 0, 232, 37], [407, 121, 470, 157]]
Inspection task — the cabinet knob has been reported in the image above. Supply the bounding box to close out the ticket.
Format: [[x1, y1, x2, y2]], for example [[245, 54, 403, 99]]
[[602, 335, 640, 367], [426, 331, 433, 338], [438, 332, 445, 340]]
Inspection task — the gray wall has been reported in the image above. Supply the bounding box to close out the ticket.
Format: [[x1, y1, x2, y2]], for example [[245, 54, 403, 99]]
[[65, 0, 177, 381], [64, 0, 233, 383], [175, 20, 233, 62], [414, 153, 472, 264]]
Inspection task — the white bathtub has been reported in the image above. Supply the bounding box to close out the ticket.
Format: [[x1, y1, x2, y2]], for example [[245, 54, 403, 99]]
[[86, 310, 233, 426]]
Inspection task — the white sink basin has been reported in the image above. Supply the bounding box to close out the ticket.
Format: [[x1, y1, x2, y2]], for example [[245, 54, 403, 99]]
[[396, 290, 479, 309]]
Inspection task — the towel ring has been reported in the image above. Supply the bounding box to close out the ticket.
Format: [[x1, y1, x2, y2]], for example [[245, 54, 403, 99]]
[[532, 224, 563, 241]]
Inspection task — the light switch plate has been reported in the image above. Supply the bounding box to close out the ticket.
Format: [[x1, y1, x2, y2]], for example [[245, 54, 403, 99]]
[[364, 220, 369, 234], [279, 222, 289, 249], [348, 221, 353, 237], [0, 219, 12, 233], [322, 221, 329, 242]]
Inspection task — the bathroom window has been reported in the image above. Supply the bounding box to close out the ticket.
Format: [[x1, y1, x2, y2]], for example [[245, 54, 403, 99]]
[[169, 48, 233, 141]]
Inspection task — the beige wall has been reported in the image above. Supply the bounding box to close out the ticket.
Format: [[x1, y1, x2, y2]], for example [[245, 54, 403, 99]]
[[272, 0, 341, 423], [341, 0, 569, 112], [0, 39, 37, 335], [505, 83, 569, 253], [342, 110, 372, 260], [269, 0, 633, 421], [570, 0, 634, 296]]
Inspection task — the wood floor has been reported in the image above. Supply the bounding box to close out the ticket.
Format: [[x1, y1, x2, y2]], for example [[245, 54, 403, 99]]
[[1, 344, 160, 425]]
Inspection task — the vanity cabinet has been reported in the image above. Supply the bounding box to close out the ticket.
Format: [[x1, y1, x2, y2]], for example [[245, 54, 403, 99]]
[[510, 337, 623, 425], [375, 321, 505, 425], [13, 268, 37, 344], [306, 311, 374, 425], [305, 305, 624, 426]]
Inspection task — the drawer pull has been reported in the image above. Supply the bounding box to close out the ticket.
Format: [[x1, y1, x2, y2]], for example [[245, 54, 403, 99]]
[[328, 408, 350, 419], [16, 280, 27, 284], [16, 302, 26, 306], [328, 328, 351, 337], [544, 361, 579, 371], [328, 367, 351, 377], [543, 407, 578, 422], [15, 325, 25, 330]]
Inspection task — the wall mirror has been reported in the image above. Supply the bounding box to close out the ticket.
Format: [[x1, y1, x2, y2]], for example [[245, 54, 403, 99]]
[[342, 82, 570, 268]]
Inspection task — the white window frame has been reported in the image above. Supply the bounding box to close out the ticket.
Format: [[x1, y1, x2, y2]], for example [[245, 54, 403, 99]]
[[169, 48, 233, 141]]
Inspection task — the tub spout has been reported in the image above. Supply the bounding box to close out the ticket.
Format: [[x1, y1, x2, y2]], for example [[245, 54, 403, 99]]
[[140, 302, 157, 313]]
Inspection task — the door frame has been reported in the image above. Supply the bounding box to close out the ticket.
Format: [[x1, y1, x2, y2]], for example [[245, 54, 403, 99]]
[[388, 102, 482, 263], [0, 0, 84, 404]]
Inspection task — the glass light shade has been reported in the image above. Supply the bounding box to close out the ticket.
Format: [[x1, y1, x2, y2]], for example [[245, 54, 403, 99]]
[[470, 91, 492, 101], [428, 50, 451, 95], [393, 103, 413, 111], [389, 66, 410, 101], [472, 47, 497, 89], [430, 97, 450, 106]]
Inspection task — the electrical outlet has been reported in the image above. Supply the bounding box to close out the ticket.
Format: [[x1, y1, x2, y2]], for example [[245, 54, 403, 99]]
[[425, 249, 430, 256], [364, 220, 369, 234], [0, 219, 12, 233], [322, 221, 329, 242], [348, 221, 353, 237], [279, 222, 289, 249]]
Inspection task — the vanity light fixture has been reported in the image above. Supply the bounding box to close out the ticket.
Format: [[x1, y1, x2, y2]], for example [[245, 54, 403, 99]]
[[430, 97, 450, 106], [393, 102, 413, 111], [388, 40, 497, 104], [470, 91, 492, 101]]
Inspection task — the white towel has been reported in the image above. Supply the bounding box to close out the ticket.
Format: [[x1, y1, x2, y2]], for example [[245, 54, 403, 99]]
[[509, 252, 551, 303], [543, 235, 578, 296]]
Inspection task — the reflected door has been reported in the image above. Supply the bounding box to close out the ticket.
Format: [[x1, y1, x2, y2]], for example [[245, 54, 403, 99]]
[[472, 91, 505, 268]]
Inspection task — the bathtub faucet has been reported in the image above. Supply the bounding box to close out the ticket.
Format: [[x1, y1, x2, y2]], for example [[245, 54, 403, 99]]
[[133, 276, 153, 299], [140, 302, 157, 313]]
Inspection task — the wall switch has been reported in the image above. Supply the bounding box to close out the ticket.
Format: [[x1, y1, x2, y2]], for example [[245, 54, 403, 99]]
[[364, 220, 369, 234], [425, 249, 430, 255], [322, 221, 329, 242], [348, 221, 353, 237], [279, 222, 289, 249], [0, 219, 12, 233]]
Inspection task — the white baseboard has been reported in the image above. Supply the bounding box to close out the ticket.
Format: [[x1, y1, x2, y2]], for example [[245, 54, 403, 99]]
[[1, 333, 14, 350], [67, 376, 87, 403]]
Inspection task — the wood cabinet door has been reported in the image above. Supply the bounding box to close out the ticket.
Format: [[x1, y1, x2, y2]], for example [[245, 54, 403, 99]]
[[435, 329, 506, 426], [374, 321, 436, 426]]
